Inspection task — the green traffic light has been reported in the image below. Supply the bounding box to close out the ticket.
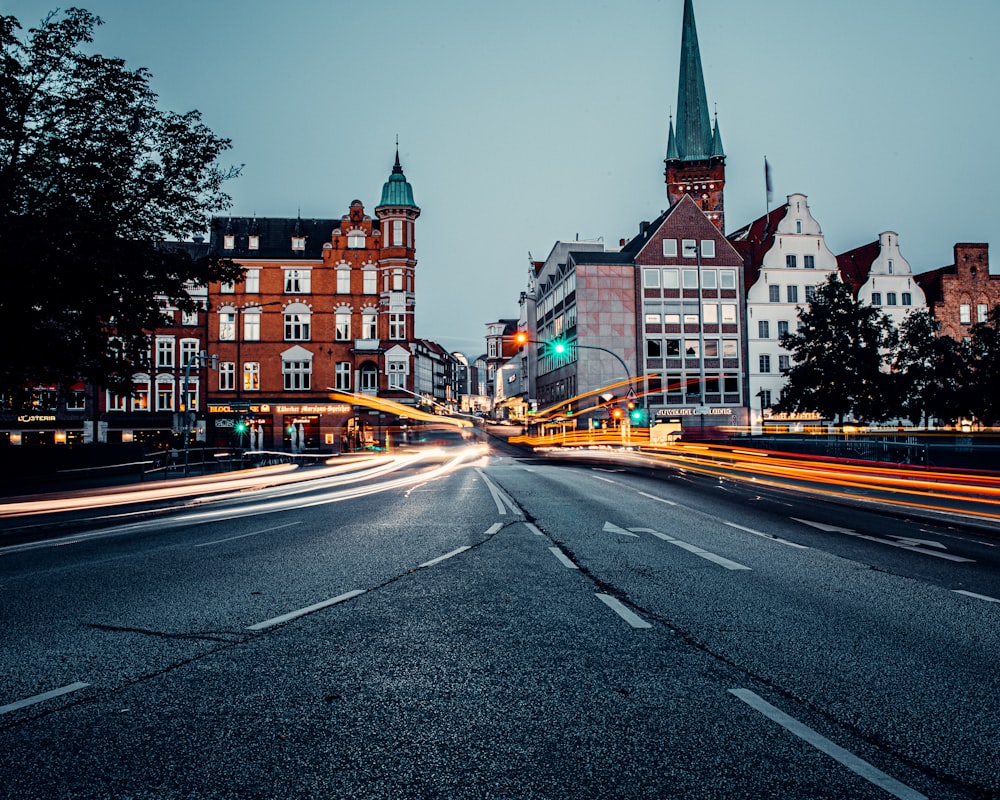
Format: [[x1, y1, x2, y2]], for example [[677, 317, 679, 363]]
[[234, 421, 247, 434], [553, 341, 566, 354]]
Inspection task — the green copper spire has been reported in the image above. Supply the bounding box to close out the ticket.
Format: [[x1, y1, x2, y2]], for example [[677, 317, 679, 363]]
[[710, 114, 725, 158], [674, 0, 713, 161], [378, 147, 417, 208], [665, 117, 680, 161]]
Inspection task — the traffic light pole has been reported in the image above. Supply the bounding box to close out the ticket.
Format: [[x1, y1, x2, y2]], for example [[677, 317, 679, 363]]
[[182, 351, 218, 477]]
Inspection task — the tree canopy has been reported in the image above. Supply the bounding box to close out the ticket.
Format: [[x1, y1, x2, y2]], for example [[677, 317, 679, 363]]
[[0, 8, 243, 401], [775, 274, 895, 424]]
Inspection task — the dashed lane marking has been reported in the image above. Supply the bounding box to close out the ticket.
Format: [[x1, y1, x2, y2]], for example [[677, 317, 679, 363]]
[[595, 593, 652, 629], [0, 682, 90, 715]]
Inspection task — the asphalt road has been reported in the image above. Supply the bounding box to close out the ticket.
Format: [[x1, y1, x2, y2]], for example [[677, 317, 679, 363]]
[[1, 442, 998, 799]]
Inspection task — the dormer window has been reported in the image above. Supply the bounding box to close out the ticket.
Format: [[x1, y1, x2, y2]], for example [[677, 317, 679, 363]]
[[347, 231, 366, 249], [248, 235, 259, 250], [223, 234, 235, 249], [291, 236, 306, 251]]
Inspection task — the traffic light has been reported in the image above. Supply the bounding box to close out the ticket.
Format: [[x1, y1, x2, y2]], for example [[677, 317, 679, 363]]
[[630, 407, 646, 424], [611, 407, 623, 420], [234, 419, 248, 435], [514, 331, 529, 348], [552, 340, 567, 355]]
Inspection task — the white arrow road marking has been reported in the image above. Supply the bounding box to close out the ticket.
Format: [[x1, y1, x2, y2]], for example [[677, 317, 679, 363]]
[[890, 536, 946, 549], [791, 518, 974, 563], [631, 528, 751, 571], [603, 521, 640, 537]]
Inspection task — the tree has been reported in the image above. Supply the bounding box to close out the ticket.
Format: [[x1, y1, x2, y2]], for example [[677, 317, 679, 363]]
[[892, 309, 967, 427], [0, 9, 243, 403], [965, 305, 1000, 426], [775, 274, 895, 424]]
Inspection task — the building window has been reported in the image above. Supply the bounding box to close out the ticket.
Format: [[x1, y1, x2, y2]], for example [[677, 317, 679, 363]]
[[156, 380, 175, 412], [887, 259, 894, 274], [243, 312, 261, 341], [682, 239, 697, 257], [786, 254, 797, 268], [703, 304, 718, 323], [284, 313, 311, 341], [777, 321, 789, 338], [759, 354, 771, 373], [665, 339, 680, 357], [180, 339, 199, 368], [886, 292, 897, 306], [291, 236, 305, 251], [769, 285, 780, 303], [388, 361, 406, 390], [662, 238, 677, 257], [871, 292, 882, 306], [960, 304, 971, 324], [363, 269, 377, 294], [704, 340, 719, 358], [978, 304, 989, 323], [335, 313, 351, 341], [805, 285, 817, 303], [243, 362, 260, 392], [335, 362, 351, 390], [392, 220, 404, 246], [220, 281, 235, 294], [283, 360, 311, 391], [219, 362, 235, 391], [723, 340, 737, 358], [66, 388, 86, 411], [244, 269, 260, 293], [361, 313, 377, 339], [720, 270, 736, 290], [643, 268, 660, 288], [337, 269, 351, 294], [700, 240, 715, 258], [107, 391, 127, 412], [392, 269, 404, 291], [759, 389, 772, 408], [284, 269, 311, 293], [180, 379, 199, 412], [199, 309, 226, 341], [248, 235, 259, 251], [389, 313, 405, 340], [682, 269, 699, 289], [803, 255, 815, 269], [684, 340, 700, 358], [646, 339, 662, 358], [156, 338, 174, 368], [347, 232, 365, 249], [223, 234, 235, 250], [721, 304, 737, 323], [663, 269, 679, 289], [181, 309, 198, 326], [902, 292, 912, 306], [132, 381, 150, 412], [758, 320, 770, 339], [360, 366, 378, 393], [787, 285, 799, 303], [778, 355, 791, 372], [701, 270, 717, 289]]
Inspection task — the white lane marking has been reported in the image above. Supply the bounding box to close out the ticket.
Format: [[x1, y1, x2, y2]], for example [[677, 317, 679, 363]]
[[953, 589, 1000, 604], [195, 521, 302, 548], [635, 528, 751, 571], [0, 682, 90, 715], [548, 547, 578, 569], [724, 521, 810, 550], [729, 689, 927, 800], [603, 521, 640, 538], [248, 590, 366, 631], [484, 522, 504, 535], [404, 482, 429, 498], [792, 518, 974, 563], [524, 522, 545, 537], [521, 467, 537, 472], [476, 470, 522, 516], [595, 594, 652, 629], [418, 546, 471, 569], [637, 491, 678, 506], [592, 475, 616, 483]]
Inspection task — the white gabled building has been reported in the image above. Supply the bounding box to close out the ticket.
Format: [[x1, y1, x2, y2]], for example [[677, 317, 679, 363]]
[[841, 231, 927, 328], [744, 194, 839, 426]]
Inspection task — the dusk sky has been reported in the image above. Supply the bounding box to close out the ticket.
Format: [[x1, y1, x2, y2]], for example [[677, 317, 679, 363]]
[[6, 0, 999, 356]]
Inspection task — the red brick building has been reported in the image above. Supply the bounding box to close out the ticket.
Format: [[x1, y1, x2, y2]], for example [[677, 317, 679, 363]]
[[915, 243, 999, 341], [203, 152, 423, 452]]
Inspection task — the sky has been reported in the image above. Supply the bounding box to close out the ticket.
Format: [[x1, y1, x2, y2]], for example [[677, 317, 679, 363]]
[[5, 0, 999, 357]]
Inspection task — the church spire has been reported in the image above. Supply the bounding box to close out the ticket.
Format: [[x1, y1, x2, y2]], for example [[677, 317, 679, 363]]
[[664, 0, 726, 232], [674, 0, 713, 161]]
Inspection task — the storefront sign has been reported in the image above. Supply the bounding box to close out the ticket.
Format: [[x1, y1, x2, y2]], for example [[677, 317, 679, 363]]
[[208, 403, 271, 414], [16, 414, 57, 423], [274, 404, 352, 414]]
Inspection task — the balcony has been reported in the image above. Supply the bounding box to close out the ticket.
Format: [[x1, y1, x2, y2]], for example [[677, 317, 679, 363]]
[[353, 338, 381, 352]]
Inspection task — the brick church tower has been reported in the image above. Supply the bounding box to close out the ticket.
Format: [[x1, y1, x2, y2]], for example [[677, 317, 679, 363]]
[[664, 0, 726, 232]]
